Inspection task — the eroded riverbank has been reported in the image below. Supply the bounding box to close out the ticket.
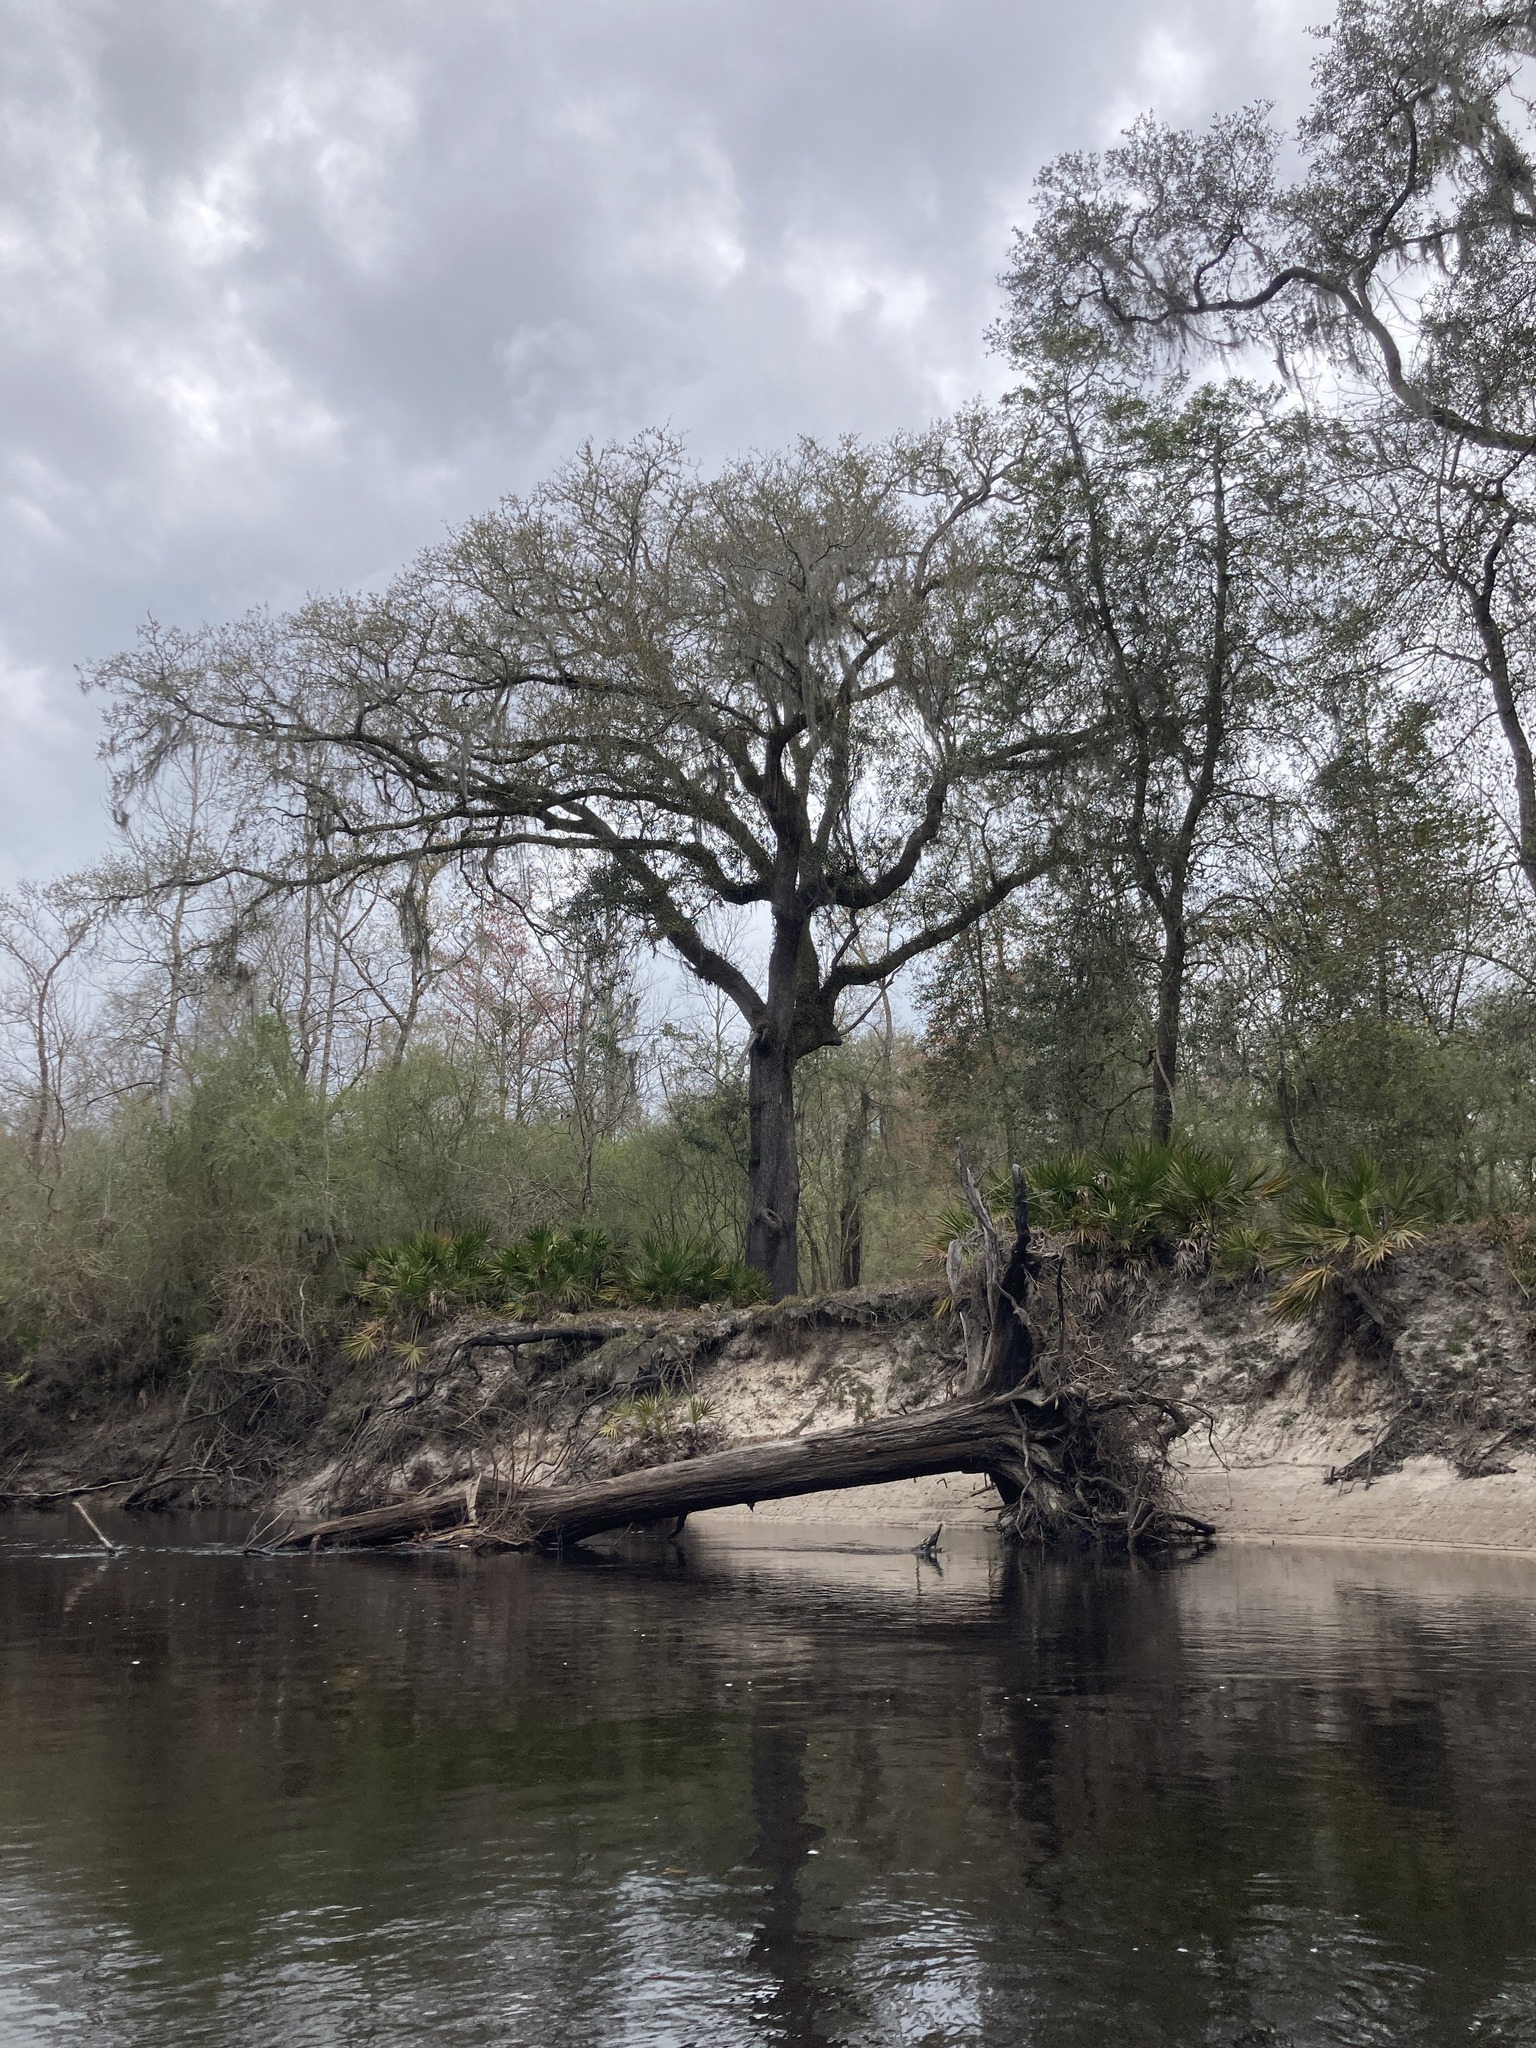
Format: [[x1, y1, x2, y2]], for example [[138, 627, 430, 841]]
[[10, 1225, 1536, 1556]]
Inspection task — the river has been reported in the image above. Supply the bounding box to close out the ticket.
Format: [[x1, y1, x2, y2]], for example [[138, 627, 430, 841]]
[[3, 1512, 1536, 2045]]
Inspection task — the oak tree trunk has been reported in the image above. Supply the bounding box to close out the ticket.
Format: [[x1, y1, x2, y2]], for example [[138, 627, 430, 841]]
[[746, 1021, 801, 1300]]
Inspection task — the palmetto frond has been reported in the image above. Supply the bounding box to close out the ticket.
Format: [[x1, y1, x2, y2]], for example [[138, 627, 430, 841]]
[[1268, 1155, 1433, 1319]]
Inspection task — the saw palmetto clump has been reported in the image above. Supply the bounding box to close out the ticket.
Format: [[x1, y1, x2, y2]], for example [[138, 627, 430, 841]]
[[619, 1235, 767, 1309], [1269, 1157, 1433, 1322], [489, 1224, 613, 1316], [341, 1221, 766, 1368], [344, 1228, 496, 1367], [935, 1141, 1288, 1295]]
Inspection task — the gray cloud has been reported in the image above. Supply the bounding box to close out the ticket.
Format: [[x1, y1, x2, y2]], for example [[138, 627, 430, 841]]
[[0, 0, 1318, 880]]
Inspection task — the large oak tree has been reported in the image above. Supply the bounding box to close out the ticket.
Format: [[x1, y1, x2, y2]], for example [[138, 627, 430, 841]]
[[96, 420, 1079, 1295]]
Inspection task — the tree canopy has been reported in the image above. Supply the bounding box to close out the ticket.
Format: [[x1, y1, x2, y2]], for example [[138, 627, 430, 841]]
[[1003, 0, 1536, 454], [6, 0, 1536, 1382]]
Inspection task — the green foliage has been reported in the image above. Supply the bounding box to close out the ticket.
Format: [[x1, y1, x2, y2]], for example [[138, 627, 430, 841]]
[[1476, 1214, 1536, 1295], [600, 1392, 672, 1442], [1158, 1149, 1291, 1254], [1215, 1225, 1271, 1279], [1269, 1156, 1434, 1320], [921, 884, 1153, 1164], [792, 1037, 941, 1290], [599, 1389, 716, 1451], [926, 1198, 984, 1264], [1026, 1141, 1288, 1271], [350, 1228, 495, 1316], [614, 1080, 750, 1249], [917, 679, 1536, 1223], [0, 1015, 777, 1402], [489, 1223, 612, 1315], [619, 1233, 768, 1309], [344, 1227, 497, 1364], [936, 1140, 1443, 1326], [341, 1219, 763, 1365], [1234, 696, 1535, 1198]]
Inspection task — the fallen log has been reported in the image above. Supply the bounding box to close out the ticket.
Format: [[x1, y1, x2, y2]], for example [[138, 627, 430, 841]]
[[278, 1475, 507, 1551], [505, 1393, 1031, 1545], [273, 1393, 1032, 1551], [272, 1386, 1213, 1552]]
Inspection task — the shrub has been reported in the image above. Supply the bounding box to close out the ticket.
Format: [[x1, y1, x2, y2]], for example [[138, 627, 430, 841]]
[[1022, 1141, 1287, 1272], [342, 1220, 764, 1362], [490, 1223, 612, 1315], [620, 1232, 768, 1308], [942, 1142, 1433, 1322], [1269, 1155, 1434, 1319], [344, 1227, 496, 1365]]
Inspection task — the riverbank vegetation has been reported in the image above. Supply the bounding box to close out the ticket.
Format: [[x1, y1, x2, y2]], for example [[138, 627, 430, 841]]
[[5, 0, 1536, 1529]]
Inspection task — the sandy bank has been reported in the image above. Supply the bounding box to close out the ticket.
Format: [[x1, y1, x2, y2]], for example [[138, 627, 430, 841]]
[[266, 1230, 1536, 1553], [691, 1445, 1536, 1553], [1176, 1421, 1536, 1552], [700, 1227, 1536, 1553]]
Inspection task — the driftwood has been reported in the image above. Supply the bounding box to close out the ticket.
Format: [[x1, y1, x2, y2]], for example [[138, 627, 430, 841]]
[[278, 1393, 1031, 1550], [71, 1496, 120, 1553], [276, 1474, 507, 1550]]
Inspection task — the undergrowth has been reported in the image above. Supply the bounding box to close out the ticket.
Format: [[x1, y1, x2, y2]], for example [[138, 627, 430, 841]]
[[344, 1223, 767, 1367], [932, 1140, 1441, 1323]]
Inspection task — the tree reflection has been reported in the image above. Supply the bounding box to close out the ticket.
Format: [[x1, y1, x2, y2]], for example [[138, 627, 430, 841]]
[[748, 1716, 829, 2044]]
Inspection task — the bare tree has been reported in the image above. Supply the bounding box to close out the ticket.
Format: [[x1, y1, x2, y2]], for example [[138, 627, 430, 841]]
[[435, 896, 567, 1124], [87, 736, 256, 1121], [0, 881, 97, 1169], [542, 904, 644, 1213]]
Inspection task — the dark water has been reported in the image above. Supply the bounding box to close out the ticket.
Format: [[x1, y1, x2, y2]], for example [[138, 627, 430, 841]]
[[5, 1517, 1536, 2047]]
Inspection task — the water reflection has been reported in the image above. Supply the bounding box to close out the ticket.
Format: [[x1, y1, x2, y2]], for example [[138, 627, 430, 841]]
[[2, 1514, 1536, 2044]]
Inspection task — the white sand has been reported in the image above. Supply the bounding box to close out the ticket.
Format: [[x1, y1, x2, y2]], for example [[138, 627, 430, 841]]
[[699, 1416, 1536, 1554], [1175, 1407, 1536, 1553]]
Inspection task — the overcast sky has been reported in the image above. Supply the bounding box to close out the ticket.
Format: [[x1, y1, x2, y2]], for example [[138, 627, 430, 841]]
[[0, 0, 1319, 885]]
